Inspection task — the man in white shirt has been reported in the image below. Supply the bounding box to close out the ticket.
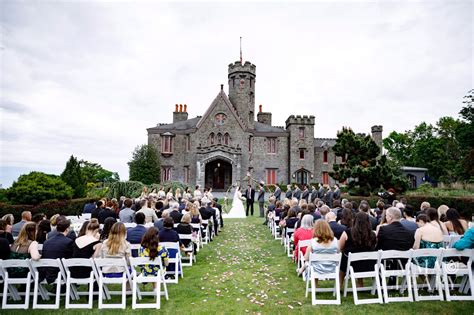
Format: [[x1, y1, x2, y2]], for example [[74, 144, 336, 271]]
[[137, 199, 158, 223]]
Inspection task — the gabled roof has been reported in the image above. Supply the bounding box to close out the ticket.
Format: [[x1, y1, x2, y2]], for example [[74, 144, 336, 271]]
[[196, 90, 246, 130], [254, 121, 288, 134], [147, 116, 201, 133]]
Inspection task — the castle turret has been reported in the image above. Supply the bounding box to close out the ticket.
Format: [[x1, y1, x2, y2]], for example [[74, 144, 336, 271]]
[[371, 125, 383, 155], [228, 61, 256, 129], [286, 115, 315, 184]]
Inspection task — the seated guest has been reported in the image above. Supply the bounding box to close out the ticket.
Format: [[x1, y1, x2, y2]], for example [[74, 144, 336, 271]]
[[35, 219, 51, 244], [2, 214, 14, 233], [12, 211, 32, 237], [159, 217, 180, 243], [126, 212, 148, 244], [293, 214, 314, 261], [77, 221, 90, 237], [32, 213, 46, 224], [139, 227, 169, 280], [190, 205, 202, 224], [412, 212, 443, 267], [359, 202, 378, 230], [98, 202, 118, 224], [0, 219, 14, 244], [281, 209, 298, 230], [154, 210, 170, 231], [326, 212, 346, 239], [83, 199, 96, 214], [426, 207, 448, 235], [437, 204, 449, 222], [176, 213, 193, 246], [100, 222, 131, 277], [400, 204, 418, 232], [48, 215, 76, 240], [445, 208, 468, 235], [71, 219, 101, 278], [299, 220, 339, 280], [339, 212, 377, 286], [10, 222, 41, 261], [137, 199, 159, 223], [41, 218, 74, 283], [319, 205, 330, 221], [91, 200, 104, 219], [100, 217, 117, 241], [453, 227, 474, 250], [119, 198, 135, 223], [169, 202, 183, 224], [377, 207, 414, 251], [338, 208, 353, 228]]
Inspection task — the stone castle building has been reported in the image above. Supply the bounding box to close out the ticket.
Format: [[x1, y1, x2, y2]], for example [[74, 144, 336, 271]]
[[147, 59, 383, 190]]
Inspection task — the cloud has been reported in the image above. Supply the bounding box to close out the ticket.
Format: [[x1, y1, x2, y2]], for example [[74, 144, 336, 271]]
[[0, 0, 472, 187]]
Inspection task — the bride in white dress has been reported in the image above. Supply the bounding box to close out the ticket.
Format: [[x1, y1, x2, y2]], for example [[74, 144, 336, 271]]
[[225, 186, 246, 218]]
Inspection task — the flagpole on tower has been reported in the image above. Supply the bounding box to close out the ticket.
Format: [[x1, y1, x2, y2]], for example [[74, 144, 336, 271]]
[[240, 36, 242, 64]]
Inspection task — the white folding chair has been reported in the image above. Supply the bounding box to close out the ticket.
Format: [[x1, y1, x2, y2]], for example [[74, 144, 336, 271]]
[[380, 250, 413, 303], [1, 260, 32, 309], [124, 223, 137, 229], [190, 223, 202, 252], [81, 213, 92, 221], [201, 220, 210, 245], [411, 248, 444, 301], [178, 234, 195, 266], [273, 217, 282, 240], [305, 252, 342, 305], [62, 258, 97, 309], [441, 248, 474, 301], [343, 251, 383, 305], [296, 239, 312, 276], [30, 258, 66, 309], [129, 257, 166, 309], [94, 257, 131, 309], [130, 243, 141, 257], [284, 228, 295, 257], [159, 242, 183, 284]]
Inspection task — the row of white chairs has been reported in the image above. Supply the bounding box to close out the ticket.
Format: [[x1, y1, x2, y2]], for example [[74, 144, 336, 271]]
[[0, 241, 188, 310]]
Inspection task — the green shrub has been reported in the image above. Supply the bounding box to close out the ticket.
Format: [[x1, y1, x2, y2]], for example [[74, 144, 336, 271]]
[[6, 172, 73, 205]]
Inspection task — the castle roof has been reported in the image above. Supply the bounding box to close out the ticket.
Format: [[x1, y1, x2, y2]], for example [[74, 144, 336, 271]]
[[314, 138, 337, 148], [147, 116, 201, 134], [253, 121, 288, 135], [196, 90, 246, 130]]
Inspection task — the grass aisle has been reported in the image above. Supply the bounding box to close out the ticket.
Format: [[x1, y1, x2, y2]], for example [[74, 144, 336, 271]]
[[8, 216, 474, 314]]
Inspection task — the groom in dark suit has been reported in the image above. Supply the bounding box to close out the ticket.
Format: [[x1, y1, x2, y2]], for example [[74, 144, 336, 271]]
[[244, 185, 255, 216]]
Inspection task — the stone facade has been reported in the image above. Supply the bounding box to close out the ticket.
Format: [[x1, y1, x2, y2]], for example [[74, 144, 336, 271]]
[[147, 59, 382, 190]]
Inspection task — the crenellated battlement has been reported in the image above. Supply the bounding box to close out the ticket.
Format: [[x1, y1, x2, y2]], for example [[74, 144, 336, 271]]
[[371, 125, 383, 133], [285, 115, 315, 127], [228, 61, 256, 75]]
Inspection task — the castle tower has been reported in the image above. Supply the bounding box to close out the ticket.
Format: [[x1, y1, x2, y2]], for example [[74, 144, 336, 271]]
[[286, 115, 315, 184], [228, 61, 256, 129], [371, 125, 383, 155]]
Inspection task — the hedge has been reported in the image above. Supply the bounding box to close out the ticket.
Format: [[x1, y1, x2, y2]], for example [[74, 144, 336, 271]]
[[344, 194, 474, 220], [0, 198, 95, 223]]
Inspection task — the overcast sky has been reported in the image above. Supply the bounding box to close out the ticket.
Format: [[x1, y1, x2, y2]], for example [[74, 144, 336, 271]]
[[0, 0, 472, 188]]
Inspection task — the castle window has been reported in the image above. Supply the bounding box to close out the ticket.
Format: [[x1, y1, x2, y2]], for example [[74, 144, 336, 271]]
[[224, 133, 230, 145], [217, 133, 222, 144], [323, 150, 328, 164], [266, 169, 277, 185], [162, 167, 172, 182], [267, 137, 276, 154], [161, 135, 173, 154], [249, 136, 253, 152], [299, 149, 305, 160], [323, 172, 329, 185], [184, 166, 190, 184], [299, 127, 305, 139], [209, 133, 215, 145]]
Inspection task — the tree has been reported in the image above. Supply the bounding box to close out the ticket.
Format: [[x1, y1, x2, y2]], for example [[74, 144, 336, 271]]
[[80, 160, 120, 184], [330, 128, 407, 195], [128, 144, 161, 185], [61, 155, 85, 198], [6, 172, 73, 204]]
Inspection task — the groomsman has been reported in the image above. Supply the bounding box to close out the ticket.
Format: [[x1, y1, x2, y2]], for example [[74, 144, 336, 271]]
[[317, 183, 325, 199], [293, 185, 301, 200], [257, 183, 265, 217], [301, 184, 309, 203], [244, 185, 255, 216], [310, 185, 318, 203], [285, 184, 293, 199], [333, 184, 341, 200], [272, 185, 281, 201]]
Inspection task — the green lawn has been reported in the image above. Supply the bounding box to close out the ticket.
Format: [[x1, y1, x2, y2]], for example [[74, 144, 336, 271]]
[[4, 214, 474, 314]]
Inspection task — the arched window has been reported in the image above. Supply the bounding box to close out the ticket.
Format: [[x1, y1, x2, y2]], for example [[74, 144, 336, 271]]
[[224, 133, 230, 145], [217, 133, 222, 144], [323, 150, 328, 163], [209, 133, 215, 145]]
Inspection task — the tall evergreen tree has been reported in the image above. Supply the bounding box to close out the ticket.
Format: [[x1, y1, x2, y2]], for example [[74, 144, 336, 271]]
[[61, 155, 85, 198], [128, 145, 160, 185]]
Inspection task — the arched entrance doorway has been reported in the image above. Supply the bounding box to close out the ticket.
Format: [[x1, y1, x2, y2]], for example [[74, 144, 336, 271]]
[[294, 169, 310, 186], [205, 159, 232, 191]]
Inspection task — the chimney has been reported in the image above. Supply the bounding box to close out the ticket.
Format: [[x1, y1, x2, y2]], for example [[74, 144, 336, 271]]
[[257, 104, 272, 125], [173, 104, 189, 123], [184, 104, 187, 112]]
